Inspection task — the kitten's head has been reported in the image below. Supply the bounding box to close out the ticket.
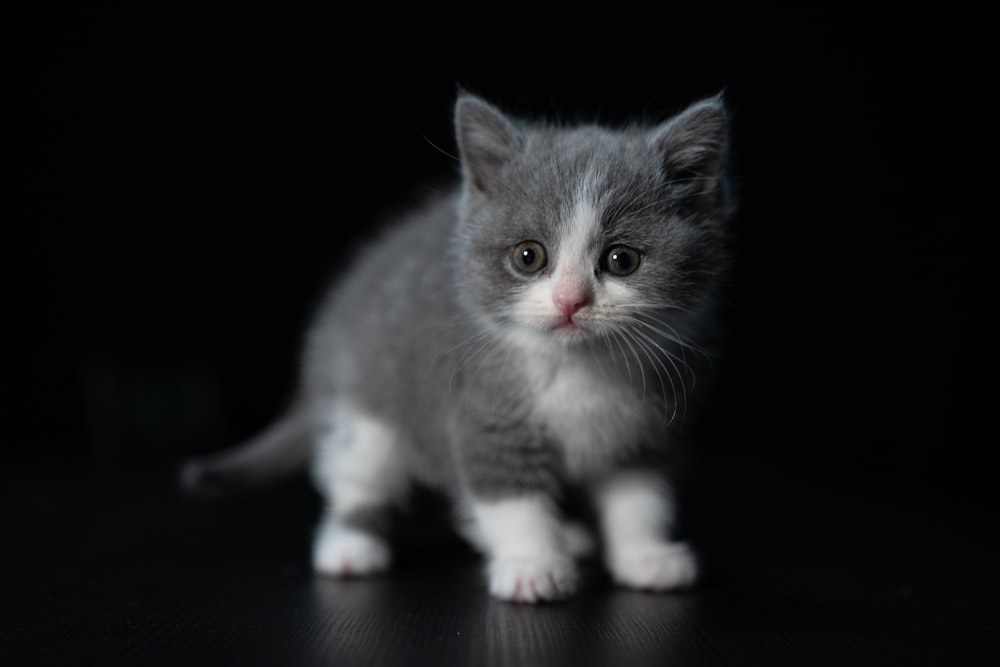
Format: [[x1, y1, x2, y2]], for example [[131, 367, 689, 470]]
[[453, 94, 733, 354]]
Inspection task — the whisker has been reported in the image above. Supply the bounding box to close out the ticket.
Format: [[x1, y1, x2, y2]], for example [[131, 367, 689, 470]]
[[606, 304, 713, 364], [633, 316, 713, 367], [607, 329, 633, 389], [493, 332, 520, 405], [623, 317, 700, 380], [621, 327, 679, 426], [422, 134, 461, 163], [629, 324, 691, 417], [588, 333, 611, 379], [627, 320, 699, 396], [611, 328, 646, 410], [444, 319, 509, 398]]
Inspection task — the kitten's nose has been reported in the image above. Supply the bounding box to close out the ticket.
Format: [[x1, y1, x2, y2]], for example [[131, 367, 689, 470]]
[[553, 288, 591, 317]]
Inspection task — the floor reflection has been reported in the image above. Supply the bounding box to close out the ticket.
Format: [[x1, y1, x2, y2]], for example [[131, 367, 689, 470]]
[[305, 552, 707, 666]]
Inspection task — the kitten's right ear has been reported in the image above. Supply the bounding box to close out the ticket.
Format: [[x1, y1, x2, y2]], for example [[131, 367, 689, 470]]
[[649, 95, 731, 213], [455, 95, 524, 193]]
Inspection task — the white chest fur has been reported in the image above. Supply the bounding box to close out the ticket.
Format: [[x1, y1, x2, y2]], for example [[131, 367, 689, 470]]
[[528, 355, 647, 479]]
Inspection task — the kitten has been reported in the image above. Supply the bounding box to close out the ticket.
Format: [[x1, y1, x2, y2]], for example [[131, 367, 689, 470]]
[[182, 93, 734, 603]]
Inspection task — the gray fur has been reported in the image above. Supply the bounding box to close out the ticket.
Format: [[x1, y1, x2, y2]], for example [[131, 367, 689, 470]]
[[181, 93, 734, 595]]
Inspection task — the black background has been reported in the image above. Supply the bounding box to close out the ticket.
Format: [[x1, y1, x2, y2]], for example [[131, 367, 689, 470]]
[[11, 4, 983, 514]]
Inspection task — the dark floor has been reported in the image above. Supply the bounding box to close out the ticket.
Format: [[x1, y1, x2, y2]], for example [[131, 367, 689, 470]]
[[2, 443, 998, 667]]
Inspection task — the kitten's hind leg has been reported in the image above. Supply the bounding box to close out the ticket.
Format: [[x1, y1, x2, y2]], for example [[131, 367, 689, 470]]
[[591, 470, 697, 591], [310, 404, 410, 577]]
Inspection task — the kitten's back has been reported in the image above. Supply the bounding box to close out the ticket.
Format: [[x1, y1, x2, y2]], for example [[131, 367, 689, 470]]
[[302, 191, 468, 487]]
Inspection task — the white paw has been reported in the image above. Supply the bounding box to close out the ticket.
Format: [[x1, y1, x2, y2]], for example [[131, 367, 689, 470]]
[[607, 541, 698, 591], [312, 526, 392, 577], [488, 555, 578, 603]]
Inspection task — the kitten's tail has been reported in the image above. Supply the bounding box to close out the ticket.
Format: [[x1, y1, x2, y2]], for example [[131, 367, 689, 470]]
[[179, 402, 313, 497]]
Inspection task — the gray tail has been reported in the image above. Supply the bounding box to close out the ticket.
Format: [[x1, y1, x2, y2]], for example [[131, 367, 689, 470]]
[[179, 403, 313, 497]]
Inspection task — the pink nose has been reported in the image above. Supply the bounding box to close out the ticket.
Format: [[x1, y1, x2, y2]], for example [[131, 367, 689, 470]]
[[554, 290, 591, 317]]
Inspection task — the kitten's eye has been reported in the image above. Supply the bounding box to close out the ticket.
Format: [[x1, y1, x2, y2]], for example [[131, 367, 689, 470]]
[[512, 241, 548, 274], [604, 246, 641, 276]]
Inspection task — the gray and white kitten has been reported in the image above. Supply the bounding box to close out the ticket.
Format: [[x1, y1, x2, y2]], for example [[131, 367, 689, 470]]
[[182, 93, 734, 603]]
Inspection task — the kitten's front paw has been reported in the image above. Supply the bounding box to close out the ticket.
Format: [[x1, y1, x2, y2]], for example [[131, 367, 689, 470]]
[[607, 541, 697, 591], [488, 555, 578, 604], [313, 526, 392, 578]]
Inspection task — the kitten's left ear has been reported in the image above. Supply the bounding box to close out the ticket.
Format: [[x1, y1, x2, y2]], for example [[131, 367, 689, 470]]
[[650, 95, 731, 211], [455, 94, 525, 194]]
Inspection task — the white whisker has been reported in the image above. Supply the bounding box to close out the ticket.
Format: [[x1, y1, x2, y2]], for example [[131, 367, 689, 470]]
[[442, 319, 507, 400], [633, 312, 711, 360], [611, 328, 645, 410], [621, 326, 679, 426], [628, 324, 690, 419], [606, 303, 714, 366], [623, 317, 698, 387]]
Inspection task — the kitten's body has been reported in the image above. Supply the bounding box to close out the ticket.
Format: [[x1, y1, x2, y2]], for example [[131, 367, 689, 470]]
[[183, 94, 734, 603]]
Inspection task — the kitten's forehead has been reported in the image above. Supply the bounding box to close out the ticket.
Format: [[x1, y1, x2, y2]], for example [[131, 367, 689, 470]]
[[555, 136, 657, 245], [559, 180, 602, 263], [539, 127, 650, 181], [528, 127, 658, 218], [463, 122, 677, 258]]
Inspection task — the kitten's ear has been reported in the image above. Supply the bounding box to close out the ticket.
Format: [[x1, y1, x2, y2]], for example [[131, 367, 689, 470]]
[[455, 95, 525, 193], [650, 95, 730, 211]]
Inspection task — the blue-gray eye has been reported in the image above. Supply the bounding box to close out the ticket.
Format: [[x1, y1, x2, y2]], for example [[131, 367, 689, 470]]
[[512, 241, 547, 274], [605, 246, 641, 276]]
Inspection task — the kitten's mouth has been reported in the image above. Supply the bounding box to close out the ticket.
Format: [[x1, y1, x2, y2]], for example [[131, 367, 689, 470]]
[[552, 315, 590, 339]]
